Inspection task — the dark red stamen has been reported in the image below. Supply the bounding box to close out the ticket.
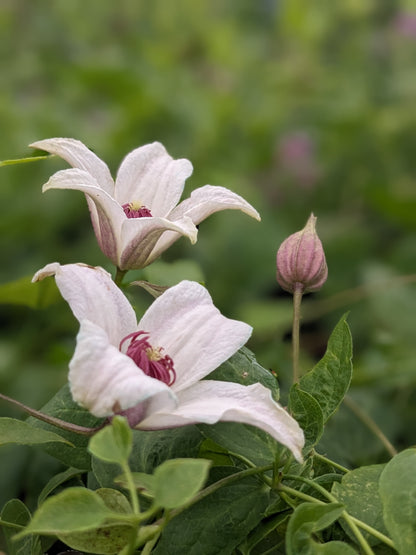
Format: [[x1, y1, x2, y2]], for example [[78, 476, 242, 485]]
[[120, 331, 176, 386], [122, 202, 153, 219]]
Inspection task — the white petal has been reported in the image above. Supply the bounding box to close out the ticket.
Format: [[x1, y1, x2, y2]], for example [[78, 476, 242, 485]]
[[69, 320, 176, 417], [118, 215, 197, 270], [43, 168, 125, 263], [32, 263, 137, 346], [144, 185, 261, 265], [138, 281, 252, 391], [169, 184, 261, 224], [139, 380, 304, 462], [30, 138, 115, 195], [114, 142, 193, 217]]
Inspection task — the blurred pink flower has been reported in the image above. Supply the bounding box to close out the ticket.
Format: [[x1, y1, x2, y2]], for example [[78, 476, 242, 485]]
[[277, 131, 320, 188]]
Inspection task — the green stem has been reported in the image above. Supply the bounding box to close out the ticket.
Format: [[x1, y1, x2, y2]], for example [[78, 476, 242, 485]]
[[343, 395, 397, 458], [0, 154, 52, 167], [0, 519, 24, 530], [115, 267, 127, 286], [0, 392, 104, 436], [280, 477, 395, 551], [312, 451, 349, 473], [292, 283, 304, 384], [121, 461, 140, 516], [155, 464, 273, 525]]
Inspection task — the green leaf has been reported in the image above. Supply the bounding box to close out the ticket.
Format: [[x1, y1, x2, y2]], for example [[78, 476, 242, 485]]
[[37, 467, 84, 506], [0, 274, 60, 308], [153, 458, 211, 509], [153, 471, 270, 555], [207, 346, 280, 400], [299, 314, 353, 422], [88, 416, 132, 466], [289, 385, 324, 451], [332, 464, 387, 546], [27, 384, 105, 470], [16, 487, 120, 538], [57, 489, 134, 555], [379, 448, 416, 554], [1, 499, 43, 555], [0, 417, 74, 447], [199, 421, 279, 467], [286, 502, 356, 554]]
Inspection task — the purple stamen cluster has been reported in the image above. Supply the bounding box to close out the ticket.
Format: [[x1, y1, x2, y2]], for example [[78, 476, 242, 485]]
[[120, 331, 176, 386], [122, 203, 153, 219]]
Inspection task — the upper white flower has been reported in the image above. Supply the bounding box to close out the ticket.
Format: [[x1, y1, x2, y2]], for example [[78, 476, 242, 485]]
[[30, 139, 260, 270], [32, 263, 304, 461]]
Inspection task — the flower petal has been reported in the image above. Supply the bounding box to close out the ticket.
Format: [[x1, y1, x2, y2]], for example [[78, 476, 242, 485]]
[[138, 281, 252, 391], [43, 168, 125, 263], [32, 263, 137, 346], [119, 215, 197, 270], [139, 380, 304, 461], [30, 138, 115, 195], [169, 184, 261, 223], [69, 320, 177, 417], [144, 185, 261, 265], [114, 142, 193, 217]]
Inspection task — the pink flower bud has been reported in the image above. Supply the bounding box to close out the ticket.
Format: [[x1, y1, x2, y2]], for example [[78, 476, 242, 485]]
[[276, 213, 327, 294]]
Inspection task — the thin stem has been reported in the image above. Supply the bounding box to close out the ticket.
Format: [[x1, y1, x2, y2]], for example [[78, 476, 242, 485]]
[[280, 478, 394, 551], [292, 283, 304, 384], [115, 267, 127, 286], [155, 464, 273, 525], [121, 461, 140, 516], [312, 451, 349, 473], [0, 392, 103, 436], [343, 395, 397, 458]]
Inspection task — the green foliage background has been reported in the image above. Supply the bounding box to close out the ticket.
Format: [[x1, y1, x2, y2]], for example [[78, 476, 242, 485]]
[[1, 0, 416, 512]]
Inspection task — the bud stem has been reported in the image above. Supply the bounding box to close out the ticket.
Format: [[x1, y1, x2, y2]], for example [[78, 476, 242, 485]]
[[292, 283, 304, 383]]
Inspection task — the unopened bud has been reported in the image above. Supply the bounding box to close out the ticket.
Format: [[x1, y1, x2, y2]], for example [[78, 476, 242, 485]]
[[276, 213, 327, 294]]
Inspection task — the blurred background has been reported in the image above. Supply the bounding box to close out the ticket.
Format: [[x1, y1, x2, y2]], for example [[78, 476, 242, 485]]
[[1, 0, 416, 506]]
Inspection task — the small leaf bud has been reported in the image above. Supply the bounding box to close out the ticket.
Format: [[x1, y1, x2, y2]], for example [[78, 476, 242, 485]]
[[276, 213, 327, 294]]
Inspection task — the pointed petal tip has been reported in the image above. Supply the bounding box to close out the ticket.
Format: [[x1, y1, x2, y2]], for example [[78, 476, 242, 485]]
[[32, 262, 61, 283]]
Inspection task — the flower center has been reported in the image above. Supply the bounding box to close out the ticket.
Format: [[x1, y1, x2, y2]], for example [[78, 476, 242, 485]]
[[120, 331, 176, 386], [122, 200, 153, 219]]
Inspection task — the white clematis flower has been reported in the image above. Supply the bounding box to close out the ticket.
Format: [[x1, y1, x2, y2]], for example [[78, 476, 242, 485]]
[[30, 139, 260, 270], [32, 263, 304, 461]]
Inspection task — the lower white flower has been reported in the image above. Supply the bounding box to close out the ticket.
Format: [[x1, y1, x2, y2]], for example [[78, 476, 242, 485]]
[[33, 263, 304, 461]]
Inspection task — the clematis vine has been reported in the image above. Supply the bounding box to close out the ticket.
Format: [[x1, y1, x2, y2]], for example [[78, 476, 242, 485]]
[[30, 139, 260, 271], [32, 263, 304, 461]]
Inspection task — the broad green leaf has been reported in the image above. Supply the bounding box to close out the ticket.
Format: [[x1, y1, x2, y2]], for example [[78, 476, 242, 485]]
[[289, 385, 324, 451], [299, 314, 352, 422], [1, 499, 42, 555], [379, 448, 416, 554], [88, 416, 132, 466], [0, 274, 60, 308], [129, 425, 204, 473], [199, 421, 279, 467], [153, 458, 211, 509], [286, 502, 356, 554], [16, 487, 120, 538], [0, 417, 73, 447], [27, 384, 105, 470], [207, 346, 279, 400], [332, 464, 387, 546], [57, 489, 134, 555], [38, 467, 84, 506], [153, 471, 270, 555]]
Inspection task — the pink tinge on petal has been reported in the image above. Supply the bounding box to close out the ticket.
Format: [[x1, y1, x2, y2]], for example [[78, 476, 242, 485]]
[[120, 331, 176, 386], [122, 202, 153, 219]]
